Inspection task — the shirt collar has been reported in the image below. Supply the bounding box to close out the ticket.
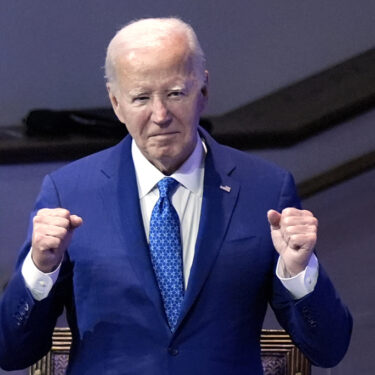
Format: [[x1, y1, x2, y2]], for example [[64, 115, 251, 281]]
[[132, 134, 206, 199]]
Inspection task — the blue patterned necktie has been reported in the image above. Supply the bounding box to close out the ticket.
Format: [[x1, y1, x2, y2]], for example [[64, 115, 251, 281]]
[[149, 177, 184, 332]]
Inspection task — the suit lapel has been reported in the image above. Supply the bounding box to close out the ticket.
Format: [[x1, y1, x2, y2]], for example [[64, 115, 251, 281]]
[[176, 130, 240, 330], [99, 137, 166, 324], [98, 131, 241, 334]]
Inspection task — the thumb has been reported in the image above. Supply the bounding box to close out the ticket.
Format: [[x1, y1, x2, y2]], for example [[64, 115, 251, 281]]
[[267, 209, 281, 229], [70, 215, 83, 229]]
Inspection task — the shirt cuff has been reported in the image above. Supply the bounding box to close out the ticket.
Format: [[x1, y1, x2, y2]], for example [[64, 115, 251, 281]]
[[21, 249, 61, 301], [276, 253, 319, 300]]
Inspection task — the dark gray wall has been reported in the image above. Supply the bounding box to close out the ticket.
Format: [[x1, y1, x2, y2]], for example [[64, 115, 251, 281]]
[[1, 0, 375, 126], [251, 107, 375, 184]]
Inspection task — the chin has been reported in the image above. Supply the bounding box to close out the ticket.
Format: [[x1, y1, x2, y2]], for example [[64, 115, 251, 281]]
[[153, 151, 186, 174]]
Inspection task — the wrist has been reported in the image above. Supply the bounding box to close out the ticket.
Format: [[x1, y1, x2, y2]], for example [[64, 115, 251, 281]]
[[31, 252, 61, 273], [279, 257, 307, 277]]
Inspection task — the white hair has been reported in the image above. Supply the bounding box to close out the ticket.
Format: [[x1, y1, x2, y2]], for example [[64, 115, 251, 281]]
[[105, 17, 206, 88]]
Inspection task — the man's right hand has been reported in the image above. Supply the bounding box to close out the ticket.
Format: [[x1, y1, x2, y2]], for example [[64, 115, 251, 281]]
[[31, 208, 83, 273]]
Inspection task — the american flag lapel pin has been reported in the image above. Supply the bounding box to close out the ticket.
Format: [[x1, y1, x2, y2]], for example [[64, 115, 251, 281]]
[[219, 185, 231, 193]]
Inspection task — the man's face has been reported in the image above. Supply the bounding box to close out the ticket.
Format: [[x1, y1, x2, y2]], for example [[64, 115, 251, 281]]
[[108, 37, 208, 174]]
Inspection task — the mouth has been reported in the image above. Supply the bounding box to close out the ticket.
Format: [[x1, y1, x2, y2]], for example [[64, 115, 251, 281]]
[[149, 131, 179, 138]]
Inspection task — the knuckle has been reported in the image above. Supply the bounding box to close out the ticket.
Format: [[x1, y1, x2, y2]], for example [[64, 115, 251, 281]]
[[58, 208, 71, 217], [283, 216, 291, 225], [32, 232, 41, 243], [36, 208, 47, 216], [33, 215, 42, 224], [302, 209, 313, 216], [282, 207, 293, 215]]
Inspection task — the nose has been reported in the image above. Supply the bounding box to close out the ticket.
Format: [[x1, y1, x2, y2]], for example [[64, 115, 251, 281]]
[[151, 97, 171, 125]]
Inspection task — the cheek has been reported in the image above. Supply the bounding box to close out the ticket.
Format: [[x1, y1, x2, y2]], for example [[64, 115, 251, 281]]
[[172, 102, 200, 128], [122, 111, 149, 140]]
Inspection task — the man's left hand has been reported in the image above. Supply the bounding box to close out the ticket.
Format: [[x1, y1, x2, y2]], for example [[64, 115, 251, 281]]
[[267, 208, 318, 276]]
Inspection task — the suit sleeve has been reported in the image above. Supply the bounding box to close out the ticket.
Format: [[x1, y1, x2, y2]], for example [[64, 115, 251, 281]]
[[0, 175, 71, 370], [269, 172, 353, 368]]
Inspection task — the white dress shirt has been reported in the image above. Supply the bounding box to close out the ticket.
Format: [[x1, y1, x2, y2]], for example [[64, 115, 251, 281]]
[[22, 135, 318, 300], [132, 136, 205, 289]]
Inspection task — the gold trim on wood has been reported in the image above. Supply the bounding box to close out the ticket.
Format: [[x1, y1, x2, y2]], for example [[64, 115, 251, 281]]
[[261, 329, 311, 375], [29, 328, 71, 375]]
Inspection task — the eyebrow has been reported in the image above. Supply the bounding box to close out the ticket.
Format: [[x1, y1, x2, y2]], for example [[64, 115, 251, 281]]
[[169, 85, 187, 91], [127, 78, 194, 97], [128, 89, 150, 97]]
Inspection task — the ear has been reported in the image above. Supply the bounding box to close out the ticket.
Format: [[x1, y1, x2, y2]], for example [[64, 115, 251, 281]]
[[198, 70, 209, 113], [200, 70, 209, 98], [107, 83, 125, 123]]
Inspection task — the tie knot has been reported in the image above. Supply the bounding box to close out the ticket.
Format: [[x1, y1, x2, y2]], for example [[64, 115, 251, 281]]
[[157, 177, 178, 198]]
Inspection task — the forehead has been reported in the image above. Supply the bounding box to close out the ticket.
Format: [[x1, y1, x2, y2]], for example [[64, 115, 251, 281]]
[[114, 36, 197, 87]]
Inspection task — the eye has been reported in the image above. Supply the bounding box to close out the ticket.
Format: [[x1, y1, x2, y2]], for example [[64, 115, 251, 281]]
[[133, 95, 149, 103], [168, 91, 185, 98]]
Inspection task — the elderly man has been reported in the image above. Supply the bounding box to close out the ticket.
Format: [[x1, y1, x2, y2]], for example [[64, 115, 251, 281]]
[[0, 18, 351, 374]]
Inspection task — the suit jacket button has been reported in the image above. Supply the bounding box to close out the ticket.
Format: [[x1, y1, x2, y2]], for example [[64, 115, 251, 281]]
[[168, 347, 179, 356]]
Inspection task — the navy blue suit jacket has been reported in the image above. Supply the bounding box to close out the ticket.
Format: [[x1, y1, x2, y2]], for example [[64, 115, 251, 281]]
[[0, 128, 352, 374]]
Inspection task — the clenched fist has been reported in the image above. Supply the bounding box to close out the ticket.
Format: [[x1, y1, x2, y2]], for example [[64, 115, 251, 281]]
[[267, 207, 318, 276], [31, 208, 83, 273]]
